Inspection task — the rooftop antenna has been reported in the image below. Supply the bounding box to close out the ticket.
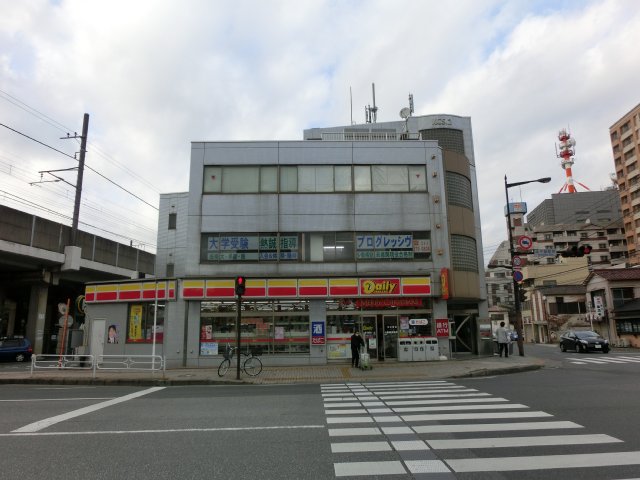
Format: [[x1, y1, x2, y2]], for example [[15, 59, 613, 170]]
[[365, 82, 378, 123], [399, 93, 414, 134], [555, 128, 590, 193], [350, 86, 354, 125]]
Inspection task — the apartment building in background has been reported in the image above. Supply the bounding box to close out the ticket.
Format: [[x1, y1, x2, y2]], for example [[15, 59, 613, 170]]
[[611, 102, 640, 264]]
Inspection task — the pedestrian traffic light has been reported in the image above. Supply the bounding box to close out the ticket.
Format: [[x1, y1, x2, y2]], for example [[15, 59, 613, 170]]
[[235, 276, 246, 296], [582, 244, 592, 255]]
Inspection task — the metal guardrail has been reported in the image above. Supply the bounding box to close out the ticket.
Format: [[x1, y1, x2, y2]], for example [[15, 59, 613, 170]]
[[31, 354, 94, 374], [96, 354, 164, 372], [31, 354, 165, 378]]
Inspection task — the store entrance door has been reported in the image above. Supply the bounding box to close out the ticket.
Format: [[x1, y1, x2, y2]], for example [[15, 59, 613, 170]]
[[377, 315, 398, 360]]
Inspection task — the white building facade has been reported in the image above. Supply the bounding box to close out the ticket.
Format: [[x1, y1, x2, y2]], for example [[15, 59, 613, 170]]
[[84, 114, 490, 367]]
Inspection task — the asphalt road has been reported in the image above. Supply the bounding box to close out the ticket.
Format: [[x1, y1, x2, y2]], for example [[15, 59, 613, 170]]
[[2, 346, 640, 479]]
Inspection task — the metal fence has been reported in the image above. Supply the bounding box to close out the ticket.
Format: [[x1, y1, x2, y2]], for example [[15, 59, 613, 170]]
[[31, 354, 165, 378]]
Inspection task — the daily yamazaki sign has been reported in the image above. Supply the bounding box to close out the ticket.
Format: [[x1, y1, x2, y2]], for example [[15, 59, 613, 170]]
[[360, 278, 400, 295]]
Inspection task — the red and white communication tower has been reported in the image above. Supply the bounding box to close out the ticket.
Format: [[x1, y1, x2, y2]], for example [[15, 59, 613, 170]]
[[557, 128, 590, 193]]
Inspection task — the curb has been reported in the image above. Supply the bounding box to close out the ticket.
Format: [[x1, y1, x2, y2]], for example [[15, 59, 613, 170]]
[[0, 363, 543, 386]]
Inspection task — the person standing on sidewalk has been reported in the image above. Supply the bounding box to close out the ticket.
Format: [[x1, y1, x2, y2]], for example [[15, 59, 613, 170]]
[[496, 322, 510, 358], [351, 331, 365, 368]]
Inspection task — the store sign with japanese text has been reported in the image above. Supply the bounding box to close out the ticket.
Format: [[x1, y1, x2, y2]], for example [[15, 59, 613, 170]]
[[311, 321, 325, 344], [354, 298, 423, 309]]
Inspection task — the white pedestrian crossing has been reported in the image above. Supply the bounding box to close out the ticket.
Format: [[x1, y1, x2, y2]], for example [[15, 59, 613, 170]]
[[567, 354, 640, 365], [321, 379, 640, 478]]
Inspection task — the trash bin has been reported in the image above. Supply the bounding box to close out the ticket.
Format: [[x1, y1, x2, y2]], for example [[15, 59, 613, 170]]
[[424, 337, 440, 361], [398, 339, 412, 362], [412, 337, 426, 361]]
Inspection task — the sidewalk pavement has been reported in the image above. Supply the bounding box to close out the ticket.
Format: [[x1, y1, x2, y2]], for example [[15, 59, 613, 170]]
[[0, 354, 544, 386]]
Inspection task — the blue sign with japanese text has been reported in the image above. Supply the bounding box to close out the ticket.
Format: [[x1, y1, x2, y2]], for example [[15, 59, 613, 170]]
[[311, 321, 325, 345]]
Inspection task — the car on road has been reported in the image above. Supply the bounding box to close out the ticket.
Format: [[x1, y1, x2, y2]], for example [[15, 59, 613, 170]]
[[559, 330, 609, 353], [0, 336, 33, 362]]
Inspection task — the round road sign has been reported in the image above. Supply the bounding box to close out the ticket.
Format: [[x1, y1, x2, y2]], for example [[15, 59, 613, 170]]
[[513, 270, 524, 282], [518, 236, 533, 250], [512, 256, 523, 268]]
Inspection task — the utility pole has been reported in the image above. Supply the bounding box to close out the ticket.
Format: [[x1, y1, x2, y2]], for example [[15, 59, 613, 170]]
[[71, 113, 89, 246]]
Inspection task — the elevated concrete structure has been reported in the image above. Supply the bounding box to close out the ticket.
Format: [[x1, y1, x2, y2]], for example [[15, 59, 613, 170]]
[[0, 205, 155, 354]]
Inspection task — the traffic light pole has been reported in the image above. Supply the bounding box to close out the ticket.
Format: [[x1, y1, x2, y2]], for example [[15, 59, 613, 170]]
[[236, 294, 242, 380], [504, 176, 525, 357], [504, 175, 551, 357]]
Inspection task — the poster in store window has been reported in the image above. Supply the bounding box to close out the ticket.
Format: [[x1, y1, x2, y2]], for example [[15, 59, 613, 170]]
[[200, 342, 218, 356], [129, 305, 143, 341], [275, 326, 285, 340]]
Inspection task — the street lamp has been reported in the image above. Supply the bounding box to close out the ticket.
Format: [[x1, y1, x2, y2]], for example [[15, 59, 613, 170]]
[[504, 175, 551, 356]]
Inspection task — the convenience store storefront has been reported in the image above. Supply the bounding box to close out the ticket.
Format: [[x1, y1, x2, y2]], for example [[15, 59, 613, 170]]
[[85, 276, 439, 366]]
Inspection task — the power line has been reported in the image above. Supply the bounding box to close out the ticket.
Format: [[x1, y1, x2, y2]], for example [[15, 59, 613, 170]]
[[84, 164, 158, 210], [0, 122, 76, 160], [1, 121, 159, 211]]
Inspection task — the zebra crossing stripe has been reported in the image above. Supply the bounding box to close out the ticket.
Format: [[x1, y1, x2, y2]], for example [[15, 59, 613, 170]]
[[447, 451, 640, 472], [392, 403, 529, 413], [334, 460, 406, 476], [331, 441, 391, 453], [412, 420, 582, 433], [429, 434, 621, 450], [402, 411, 552, 421], [328, 427, 381, 436], [384, 397, 508, 406]]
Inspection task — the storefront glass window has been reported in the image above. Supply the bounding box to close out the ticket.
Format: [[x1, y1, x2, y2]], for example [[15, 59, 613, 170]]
[[199, 301, 310, 356], [126, 303, 164, 344]]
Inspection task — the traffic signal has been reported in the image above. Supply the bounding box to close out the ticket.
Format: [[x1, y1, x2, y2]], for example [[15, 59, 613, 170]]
[[560, 244, 592, 257], [235, 276, 246, 296], [518, 289, 527, 304]]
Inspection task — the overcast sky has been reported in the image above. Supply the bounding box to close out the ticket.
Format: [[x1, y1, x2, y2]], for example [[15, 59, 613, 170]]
[[1, 0, 638, 262]]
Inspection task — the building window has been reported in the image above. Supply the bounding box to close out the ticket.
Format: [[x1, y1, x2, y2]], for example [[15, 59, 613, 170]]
[[298, 166, 334, 192], [371, 165, 409, 191], [445, 172, 473, 210], [612, 287, 634, 308], [166, 263, 174, 277], [335, 166, 352, 191], [308, 232, 355, 262], [260, 167, 278, 192], [204, 164, 429, 193], [126, 303, 164, 344], [202, 233, 299, 262], [354, 166, 372, 191], [420, 128, 465, 155], [450, 234, 478, 272], [168, 213, 177, 230]]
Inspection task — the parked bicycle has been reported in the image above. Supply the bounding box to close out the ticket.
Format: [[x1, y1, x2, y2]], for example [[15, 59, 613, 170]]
[[217, 345, 263, 377]]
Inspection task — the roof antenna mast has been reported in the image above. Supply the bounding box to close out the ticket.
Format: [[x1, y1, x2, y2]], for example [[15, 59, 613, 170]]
[[365, 83, 378, 123]]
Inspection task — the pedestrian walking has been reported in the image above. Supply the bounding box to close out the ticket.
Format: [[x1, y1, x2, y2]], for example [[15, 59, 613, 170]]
[[495, 321, 510, 358], [351, 330, 365, 367]]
